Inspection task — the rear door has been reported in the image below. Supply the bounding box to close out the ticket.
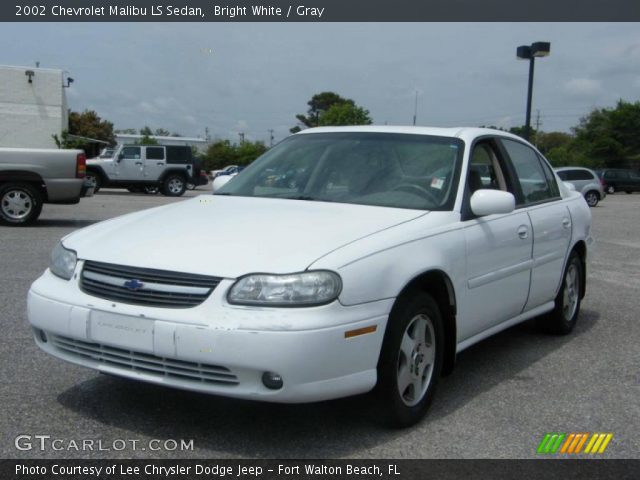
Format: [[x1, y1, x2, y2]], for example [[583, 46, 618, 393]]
[[143, 146, 166, 181], [499, 138, 572, 311]]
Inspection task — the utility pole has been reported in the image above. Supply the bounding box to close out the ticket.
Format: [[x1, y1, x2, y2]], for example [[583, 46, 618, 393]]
[[268, 129, 274, 148], [238, 132, 245, 144], [534, 110, 542, 131], [412, 91, 418, 126]]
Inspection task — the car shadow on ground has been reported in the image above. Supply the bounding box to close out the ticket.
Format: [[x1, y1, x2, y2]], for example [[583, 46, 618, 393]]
[[56, 309, 598, 458]]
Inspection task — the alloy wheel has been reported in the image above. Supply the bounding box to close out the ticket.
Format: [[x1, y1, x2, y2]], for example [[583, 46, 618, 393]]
[[1, 189, 33, 220], [562, 262, 580, 322], [396, 313, 436, 407]]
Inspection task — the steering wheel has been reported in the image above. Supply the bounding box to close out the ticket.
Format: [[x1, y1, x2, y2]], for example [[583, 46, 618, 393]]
[[391, 183, 440, 205]]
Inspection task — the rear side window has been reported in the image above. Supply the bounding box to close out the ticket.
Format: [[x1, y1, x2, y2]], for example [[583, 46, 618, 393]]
[[146, 147, 165, 160], [166, 146, 192, 164], [559, 169, 594, 181], [501, 139, 558, 205]]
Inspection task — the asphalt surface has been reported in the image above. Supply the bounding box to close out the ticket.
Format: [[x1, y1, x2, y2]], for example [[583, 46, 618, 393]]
[[1, 189, 638, 459]]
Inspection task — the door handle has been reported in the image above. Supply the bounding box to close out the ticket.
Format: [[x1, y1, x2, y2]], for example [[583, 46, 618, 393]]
[[517, 225, 529, 239], [157, 162, 165, 166], [562, 218, 571, 229], [135, 162, 142, 165]]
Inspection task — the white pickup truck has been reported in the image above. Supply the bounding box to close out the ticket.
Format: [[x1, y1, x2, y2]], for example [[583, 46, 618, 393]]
[[0, 147, 94, 226]]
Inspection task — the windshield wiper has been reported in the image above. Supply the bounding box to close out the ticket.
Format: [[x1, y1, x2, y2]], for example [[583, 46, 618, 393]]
[[283, 195, 323, 201], [214, 192, 233, 196]]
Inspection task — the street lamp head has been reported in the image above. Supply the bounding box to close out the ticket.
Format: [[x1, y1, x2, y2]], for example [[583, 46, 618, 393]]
[[517, 42, 551, 60], [516, 45, 532, 60], [531, 42, 551, 57]]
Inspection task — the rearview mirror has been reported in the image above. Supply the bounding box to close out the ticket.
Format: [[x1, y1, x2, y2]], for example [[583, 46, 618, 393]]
[[470, 190, 515, 216], [212, 175, 232, 193]]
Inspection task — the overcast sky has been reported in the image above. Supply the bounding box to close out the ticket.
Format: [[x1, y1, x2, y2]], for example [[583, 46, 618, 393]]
[[2, 23, 639, 144]]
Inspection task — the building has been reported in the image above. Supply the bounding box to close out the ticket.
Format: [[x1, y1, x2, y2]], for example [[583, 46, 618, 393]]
[[0, 65, 69, 149]]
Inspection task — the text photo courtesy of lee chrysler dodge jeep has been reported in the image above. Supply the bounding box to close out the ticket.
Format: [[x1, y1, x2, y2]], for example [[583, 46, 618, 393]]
[[86, 144, 195, 196]]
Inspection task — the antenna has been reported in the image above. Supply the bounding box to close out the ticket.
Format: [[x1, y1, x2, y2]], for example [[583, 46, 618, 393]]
[[413, 91, 418, 126]]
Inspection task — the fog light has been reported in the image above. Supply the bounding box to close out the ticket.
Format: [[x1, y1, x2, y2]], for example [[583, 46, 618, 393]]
[[34, 328, 47, 343], [262, 371, 283, 390]]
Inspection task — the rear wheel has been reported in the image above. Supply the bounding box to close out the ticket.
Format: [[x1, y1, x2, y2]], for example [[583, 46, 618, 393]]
[[162, 175, 186, 196], [584, 190, 599, 207], [0, 183, 43, 226], [376, 292, 443, 427], [539, 252, 583, 335]]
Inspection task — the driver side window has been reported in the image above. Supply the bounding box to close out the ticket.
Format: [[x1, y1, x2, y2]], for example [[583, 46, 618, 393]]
[[468, 143, 507, 194]]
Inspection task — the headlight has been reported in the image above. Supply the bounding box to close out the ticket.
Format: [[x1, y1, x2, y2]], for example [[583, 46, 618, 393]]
[[50, 242, 77, 280], [228, 271, 342, 307]]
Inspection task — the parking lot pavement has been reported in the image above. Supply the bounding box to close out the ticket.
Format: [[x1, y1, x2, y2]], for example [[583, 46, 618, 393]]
[[1, 191, 638, 459]]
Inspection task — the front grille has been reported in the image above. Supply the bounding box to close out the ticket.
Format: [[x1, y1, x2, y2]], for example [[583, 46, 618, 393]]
[[50, 335, 239, 386], [80, 260, 221, 308]]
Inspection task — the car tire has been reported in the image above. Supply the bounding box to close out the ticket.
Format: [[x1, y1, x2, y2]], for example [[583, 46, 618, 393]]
[[144, 186, 159, 195], [376, 291, 444, 428], [162, 175, 186, 197], [0, 183, 43, 226], [186, 182, 196, 190], [606, 185, 615, 194], [538, 252, 583, 335], [86, 172, 102, 193], [584, 190, 599, 207]]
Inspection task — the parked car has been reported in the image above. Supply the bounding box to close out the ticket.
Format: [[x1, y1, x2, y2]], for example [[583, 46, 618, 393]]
[[28, 126, 591, 427], [86, 145, 195, 196], [0, 147, 94, 225], [595, 168, 640, 194], [213, 165, 244, 179], [555, 167, 605, 207]]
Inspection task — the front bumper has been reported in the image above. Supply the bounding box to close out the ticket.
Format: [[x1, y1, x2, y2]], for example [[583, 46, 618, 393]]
[[28, 270, 391, 403]]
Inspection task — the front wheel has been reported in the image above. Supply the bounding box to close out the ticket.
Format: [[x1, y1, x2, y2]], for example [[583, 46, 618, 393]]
[[539, 252, 583, 335], [584, 190, 599, 207], [0, 183, 43, 226], [162, 175, 186, 196], [376, 292, 444, 427]]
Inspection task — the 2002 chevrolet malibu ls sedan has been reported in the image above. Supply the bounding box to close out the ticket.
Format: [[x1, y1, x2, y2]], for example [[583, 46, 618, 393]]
[[28, 126, 592, 426]]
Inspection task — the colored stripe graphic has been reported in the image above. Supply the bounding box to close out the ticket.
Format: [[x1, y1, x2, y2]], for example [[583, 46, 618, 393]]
[[538, 433, 613, 454]]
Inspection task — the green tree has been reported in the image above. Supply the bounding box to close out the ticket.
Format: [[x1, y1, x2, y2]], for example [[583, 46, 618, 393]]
[[291, 92, 355, 133], [137, 126, 158, 145], [154, 128, 171, 137], [318, 103, 372, 126], [572, 100, 640, 168], [53, 110, 115, 156], [202, 139, 267, 171]]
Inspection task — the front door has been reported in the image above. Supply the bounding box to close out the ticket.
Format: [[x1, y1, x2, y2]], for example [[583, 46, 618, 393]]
[[115, 146, 144, 181]]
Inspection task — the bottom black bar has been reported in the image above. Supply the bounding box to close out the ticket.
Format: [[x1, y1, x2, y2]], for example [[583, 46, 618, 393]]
[[1, 459, 638, 480]]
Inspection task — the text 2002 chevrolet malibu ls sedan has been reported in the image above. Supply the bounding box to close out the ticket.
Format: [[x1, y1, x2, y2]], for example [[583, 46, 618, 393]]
[[28, 127, 592, 427]]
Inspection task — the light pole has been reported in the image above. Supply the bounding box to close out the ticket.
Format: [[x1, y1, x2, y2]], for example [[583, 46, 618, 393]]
[[516, 41, 550, 141]]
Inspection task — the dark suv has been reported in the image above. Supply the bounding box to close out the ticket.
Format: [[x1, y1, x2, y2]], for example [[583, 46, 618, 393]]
[[596, 169, 640, 194]]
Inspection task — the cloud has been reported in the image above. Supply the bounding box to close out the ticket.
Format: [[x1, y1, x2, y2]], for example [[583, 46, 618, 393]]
[[564, 78, 601, 96]]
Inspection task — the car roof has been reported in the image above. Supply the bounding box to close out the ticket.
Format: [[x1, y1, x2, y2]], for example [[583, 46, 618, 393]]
[[555, 166, 595, 172], [295, 125, 527, 143]]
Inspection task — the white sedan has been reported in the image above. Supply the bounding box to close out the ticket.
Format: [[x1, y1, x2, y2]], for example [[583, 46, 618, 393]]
[[28, 126, 592, 427]]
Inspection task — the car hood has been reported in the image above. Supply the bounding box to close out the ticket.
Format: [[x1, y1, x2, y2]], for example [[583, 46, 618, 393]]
[[64, 195, 427, 278]]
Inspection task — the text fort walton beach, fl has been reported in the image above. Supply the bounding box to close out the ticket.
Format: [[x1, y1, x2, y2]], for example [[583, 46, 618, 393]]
[[41, 4, 325, 19]]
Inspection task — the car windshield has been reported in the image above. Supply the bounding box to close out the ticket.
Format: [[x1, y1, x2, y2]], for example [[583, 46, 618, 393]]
[[216, 132, 464, 210], [99, 148, 115, 158]]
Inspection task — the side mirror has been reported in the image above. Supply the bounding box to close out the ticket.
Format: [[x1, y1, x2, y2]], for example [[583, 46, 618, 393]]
[[117, 152, 125, 163], [563, 182, 576, 191], [470, 190, 515, 216], [212, 175, 232, 193]]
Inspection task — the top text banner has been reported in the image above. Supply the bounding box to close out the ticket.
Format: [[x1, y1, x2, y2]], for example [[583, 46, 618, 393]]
[[4, 0, 640, 22]]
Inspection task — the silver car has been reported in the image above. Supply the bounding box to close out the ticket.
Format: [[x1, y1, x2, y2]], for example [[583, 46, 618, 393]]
[[555, 167, 605, 207]]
